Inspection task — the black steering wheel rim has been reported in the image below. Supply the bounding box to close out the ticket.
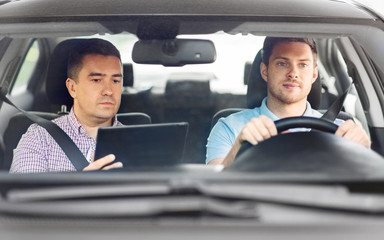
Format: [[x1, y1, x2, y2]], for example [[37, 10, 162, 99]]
[[230, 117, 384, 176], [235, 117, 338, 158], [274, 116, 338, 133]]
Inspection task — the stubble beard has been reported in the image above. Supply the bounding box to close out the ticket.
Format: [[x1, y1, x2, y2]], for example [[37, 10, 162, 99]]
[[268, 83, 309, 105]]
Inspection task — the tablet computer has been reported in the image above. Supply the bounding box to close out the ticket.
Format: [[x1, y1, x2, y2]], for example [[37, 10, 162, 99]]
[[94, 122, 189, 168]]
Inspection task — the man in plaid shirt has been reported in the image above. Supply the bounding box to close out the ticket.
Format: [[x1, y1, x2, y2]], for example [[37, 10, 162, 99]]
[[10, 38, 124, 173]]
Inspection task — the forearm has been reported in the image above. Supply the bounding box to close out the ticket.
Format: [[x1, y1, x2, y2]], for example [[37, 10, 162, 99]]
[[335, 120, 371, 149], [208, 140, 242, 168]]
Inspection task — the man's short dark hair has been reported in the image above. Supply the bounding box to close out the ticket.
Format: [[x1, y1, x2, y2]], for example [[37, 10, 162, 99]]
[[67, 38, 121, 80], [262, 37, 317, 66]]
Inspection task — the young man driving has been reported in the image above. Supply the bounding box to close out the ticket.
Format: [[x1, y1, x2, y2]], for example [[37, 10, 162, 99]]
[[10, 38, 124, 173], [206, 37, 371, 168]]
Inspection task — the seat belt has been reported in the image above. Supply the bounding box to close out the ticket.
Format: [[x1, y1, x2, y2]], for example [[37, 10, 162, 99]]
[[321, 81, 353, 122], [0, 93, 89, 171]]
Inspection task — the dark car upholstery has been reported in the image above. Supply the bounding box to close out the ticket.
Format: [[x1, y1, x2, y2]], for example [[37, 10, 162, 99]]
[[164, 73, 215, 163]]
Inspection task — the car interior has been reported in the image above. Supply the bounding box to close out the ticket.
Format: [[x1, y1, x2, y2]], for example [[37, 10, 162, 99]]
[[2, 1, 384, 237], [0, 32, 379, 171]]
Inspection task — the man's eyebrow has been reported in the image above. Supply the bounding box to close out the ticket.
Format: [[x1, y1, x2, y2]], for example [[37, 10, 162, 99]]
[[88, 73, 122, 77], [272, 57, 289, 62], [88, 72, 103, 77], [272, 57, 312, 62], [298, 59, 312, 62]]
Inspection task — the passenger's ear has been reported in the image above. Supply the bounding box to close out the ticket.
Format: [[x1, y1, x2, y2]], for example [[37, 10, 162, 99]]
[[260, 62, 268, 83], [66, 78, 76, 99]]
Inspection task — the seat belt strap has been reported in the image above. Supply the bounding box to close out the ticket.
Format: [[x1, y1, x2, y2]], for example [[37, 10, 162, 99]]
[[0, 94, 89, 171], [321, 81, 353, 122]]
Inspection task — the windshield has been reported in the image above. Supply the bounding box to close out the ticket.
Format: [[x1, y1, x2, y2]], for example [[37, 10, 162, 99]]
[[1, 0, 384, 230], [4, 30, 379, 176]]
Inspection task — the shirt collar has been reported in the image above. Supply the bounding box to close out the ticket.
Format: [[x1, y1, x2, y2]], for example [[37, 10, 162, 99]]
[[258, 97, 314, 121], [111, 115, 121, 126], [68, 108, 121, 135], [302, 101, 315, 117]]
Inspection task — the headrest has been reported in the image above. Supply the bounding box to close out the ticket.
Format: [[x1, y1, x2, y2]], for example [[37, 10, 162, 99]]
[[45, 39, 128, 107], [165, 72, 213, 98], [246, 49, 321, 109], [123, 63, 134, 87], [45, 39, 86, 107]]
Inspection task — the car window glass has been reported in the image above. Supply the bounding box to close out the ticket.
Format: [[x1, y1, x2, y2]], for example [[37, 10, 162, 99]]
[[11, 40, 40, 95], [334, 44, 369, 133]]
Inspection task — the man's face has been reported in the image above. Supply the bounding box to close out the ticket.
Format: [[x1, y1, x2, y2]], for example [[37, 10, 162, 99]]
[[66, 54, 123, 125], [260, 41, 318, 105]]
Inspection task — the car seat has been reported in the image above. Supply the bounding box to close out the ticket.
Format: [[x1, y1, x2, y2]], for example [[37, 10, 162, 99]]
[[211, 49, 352, 128], [2, 39, 151, 170], [164, 72, 215, 163]]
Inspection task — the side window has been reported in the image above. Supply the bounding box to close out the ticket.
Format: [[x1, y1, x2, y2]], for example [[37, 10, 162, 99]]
[[10, 40, 40, 95], [332, 42, 369, 134]]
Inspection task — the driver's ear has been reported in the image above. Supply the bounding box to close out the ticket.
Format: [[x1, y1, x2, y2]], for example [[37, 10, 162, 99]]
[[312, 66, 319, 83], [260, 62, 268, 83]]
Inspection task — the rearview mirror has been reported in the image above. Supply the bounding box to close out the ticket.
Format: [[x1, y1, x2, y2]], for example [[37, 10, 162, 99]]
[[132, 39, 216, 66]]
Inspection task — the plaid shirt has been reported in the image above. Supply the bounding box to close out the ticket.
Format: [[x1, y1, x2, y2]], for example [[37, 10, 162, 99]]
[[10, 108, 122, 173]]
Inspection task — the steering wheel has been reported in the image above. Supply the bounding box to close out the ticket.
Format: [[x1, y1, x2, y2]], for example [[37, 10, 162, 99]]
[[235, 117, 337, 157], [274, 116, 338, 133], [229, 117, 384, 177]]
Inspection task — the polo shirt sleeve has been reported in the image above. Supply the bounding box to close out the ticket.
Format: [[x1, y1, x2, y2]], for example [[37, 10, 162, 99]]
[[206, 119, 237, 163]]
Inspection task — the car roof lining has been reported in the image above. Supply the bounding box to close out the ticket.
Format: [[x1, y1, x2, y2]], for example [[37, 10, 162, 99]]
[[0, 22, 110, 38], [0, 0, 376, 19], [0, 20, 374, 38]]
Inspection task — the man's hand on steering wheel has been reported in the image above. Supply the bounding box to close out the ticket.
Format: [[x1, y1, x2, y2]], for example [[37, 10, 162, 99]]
[[209, 115, 277, 168], [230, 117, 380, 173], [238, 116, 371, 149], [335, 119, 371, 148], [236, 115, 277, 146], [212, 115, 370, 169]]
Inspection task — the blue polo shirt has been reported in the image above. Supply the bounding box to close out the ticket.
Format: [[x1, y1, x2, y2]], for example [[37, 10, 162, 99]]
[[205, 97, 343, 163]]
